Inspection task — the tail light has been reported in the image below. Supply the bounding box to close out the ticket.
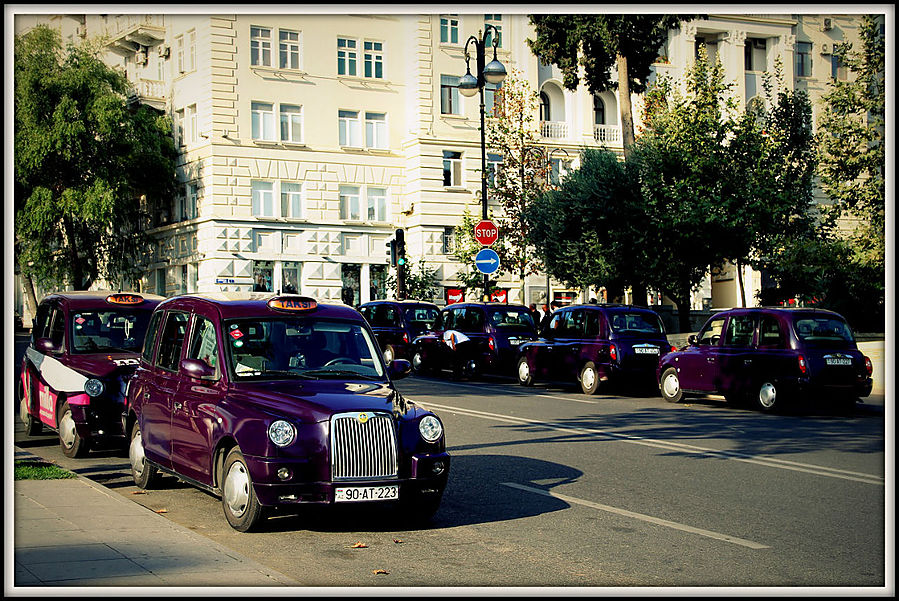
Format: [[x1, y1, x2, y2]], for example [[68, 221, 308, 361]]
[[670, 345, 678, 353], [488, 336, 496, 352], [798, 354, 807, 375], [609, 344, 618, 362], [403, 332, 410, 344], [864, 356, 873, 376]]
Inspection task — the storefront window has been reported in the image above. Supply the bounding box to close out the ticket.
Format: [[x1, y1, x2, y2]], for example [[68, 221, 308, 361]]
[[370, 264, 388, 300], [253, 261, 274, 292], [282, 262, 300, 294], [341, 263, 361, 306]]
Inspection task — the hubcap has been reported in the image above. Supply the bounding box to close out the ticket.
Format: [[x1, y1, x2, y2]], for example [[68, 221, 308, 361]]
[[130, 431, 145, 478], [224, 461, 250, 517], [663, 373, 680, 398], [383, 347, 394, 363], [582, 367, 596, 391], [758, 382, 777, 408], [59, 409, 77, 449], [412, 352, 423, 369], [20, 398, 30, 426], [518, 360, 530, 382]]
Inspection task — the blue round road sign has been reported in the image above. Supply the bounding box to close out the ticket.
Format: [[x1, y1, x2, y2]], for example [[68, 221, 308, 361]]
[[475, 248, 500, 275]]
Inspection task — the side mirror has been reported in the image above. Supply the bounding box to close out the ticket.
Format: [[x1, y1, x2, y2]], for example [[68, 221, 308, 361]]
[[36, 337, 60, 354], [180, 358, 217, 380], [687, 334, 698, 346], [388, 359, 412, 380]]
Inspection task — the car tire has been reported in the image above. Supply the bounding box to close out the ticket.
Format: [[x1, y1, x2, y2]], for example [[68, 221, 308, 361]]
[[517, 356, 534, 387], [754, 381, 780, 412], [660, 367, 684, 403], [221, 447, 265, 532], [129, 421, 160, 489], [58, 400, 90, 458], [19, 377, 42, 436], [580, 362, 601, 395]]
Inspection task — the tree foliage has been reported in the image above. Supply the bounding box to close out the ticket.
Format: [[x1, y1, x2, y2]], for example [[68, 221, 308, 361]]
[[386, 258, 441, 302], [15, 25, 178, 291]]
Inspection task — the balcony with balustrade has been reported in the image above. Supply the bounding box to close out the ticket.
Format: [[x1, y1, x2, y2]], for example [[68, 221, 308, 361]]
[[593, 124, 622, 147], [540, 121, 568, 140]]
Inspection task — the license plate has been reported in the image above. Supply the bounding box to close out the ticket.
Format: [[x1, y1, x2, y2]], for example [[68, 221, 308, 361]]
[[825, 357, 852, 366], [334, 485, 399, 503], [634, 347, 659, 355]]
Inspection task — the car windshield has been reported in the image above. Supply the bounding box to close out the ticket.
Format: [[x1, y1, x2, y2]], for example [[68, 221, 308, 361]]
[[487, 307, 536, 331], [404, 306, 439, 333], [608, 312, 665, 336], [224, 317, 385, 380], [71, 309, 153, 354], [793, 315, 855, 349]]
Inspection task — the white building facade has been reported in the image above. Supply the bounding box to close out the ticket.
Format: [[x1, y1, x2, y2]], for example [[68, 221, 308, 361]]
[[12, 10, 871, 322]]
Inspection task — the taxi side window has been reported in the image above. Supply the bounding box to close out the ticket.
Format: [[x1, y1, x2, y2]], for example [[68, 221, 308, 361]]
[[156, 312, 190, 372], [585, 310, 600, 337], [187, 316, 219, 370], [548, 311, 565, 336], [566, 310, 586, 337], [33, 303, 52, 341], [142, 312, 162, 363], [724, 315, 755, 347], [698, 318, 726, 346], [758, 316, 785, 349], [48, 308, 66, 349], [441, 309, 454, 330]]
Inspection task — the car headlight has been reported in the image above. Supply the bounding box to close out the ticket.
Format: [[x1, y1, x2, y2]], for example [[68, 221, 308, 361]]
[[84, 378, 105, 397], [268, 420, 296, 447], [418, 415, 443, 443]]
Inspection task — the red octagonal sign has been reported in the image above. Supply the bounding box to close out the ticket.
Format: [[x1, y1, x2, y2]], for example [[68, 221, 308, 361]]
[[474, 219, 499, 246]]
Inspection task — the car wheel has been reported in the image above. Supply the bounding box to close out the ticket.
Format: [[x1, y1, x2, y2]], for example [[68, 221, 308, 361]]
[[660, 367, 684, 403], [129, 421, 160, 489], [19, 377, 42, 436], [411, 349, 429, 374], [517, 356, 534, 387], [755, 381, 779, 412], [221, 447, 265, 532], [580, 362, 601, 395], [383, 345, 395, 364], [58, 400, 90, 458]]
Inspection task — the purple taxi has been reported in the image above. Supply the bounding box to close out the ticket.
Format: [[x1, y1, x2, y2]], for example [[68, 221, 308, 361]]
[[517, 304, 675, 395], [657, 307, 874, 412], [18, 291, 164, 457], [358, 300, 440, 363], [125, 293, 449, 532]]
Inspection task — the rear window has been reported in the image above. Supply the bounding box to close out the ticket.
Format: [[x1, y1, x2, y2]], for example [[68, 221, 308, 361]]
[[608, 311, 664, 336], [793, 315, 855, 349], [404, 306, 438, 333], [487, 307, 536, 331], [361, 304, 401, 327]]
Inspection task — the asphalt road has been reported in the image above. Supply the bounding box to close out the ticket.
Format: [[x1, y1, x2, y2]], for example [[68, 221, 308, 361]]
[[11, 328, 888, 590]]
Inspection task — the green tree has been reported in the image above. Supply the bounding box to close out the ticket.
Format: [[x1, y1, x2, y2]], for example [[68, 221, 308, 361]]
[[15, 25, 177, 292], [386, 257, 440, 302], [816, 15, 885, 292]]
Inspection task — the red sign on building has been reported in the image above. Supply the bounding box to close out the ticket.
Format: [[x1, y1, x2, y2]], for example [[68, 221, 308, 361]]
[[446, 288, 465, 304], [490, 289, 508, 303]]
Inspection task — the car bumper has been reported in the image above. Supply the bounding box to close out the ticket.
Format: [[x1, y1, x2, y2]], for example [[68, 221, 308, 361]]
[[795, 377, 873, 400], [245, 452, 450, 507]]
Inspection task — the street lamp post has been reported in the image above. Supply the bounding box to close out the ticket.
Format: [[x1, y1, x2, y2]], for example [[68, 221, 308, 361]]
[[458, 25, 506, 301]]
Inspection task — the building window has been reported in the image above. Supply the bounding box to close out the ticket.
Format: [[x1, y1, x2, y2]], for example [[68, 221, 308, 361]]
[[440, 75, 461, 115], [175, 108, 185, 146], [253, 261, 274, 292], [745, 37, 766, 72], [440, 15, 459, 44], [337, 37, 357, 76], [252, 181, 275, 217], [281, 182, 302, 218], [443, 150, 463, 187], [185, 104, 197, 145], [185, 182, 199, 220], [279, 29, 301, 70], [251, 26, 272, 67], [156, 268, 166, 296], [186, 29, 196, 72], [280, 104, 303, 143], [175, 34, 184, 73], [831, 54, 848, 80], [796, 41, 812, 77], [339, 110, 362, 147], [593, 95, 605, 125], [486, 153, 503, 187], [365, 112, 387, 149], [363, 40, 384, 79], [485, 82, 502, 116], [442, 226, 455, 254], [282, 262, 301, 294], [484, 15, 502, 48], [367, 187, 388, 222], [252, 102, 276, 141], [339, 185, 361, 220], [550, 158, 572, 186], [540, 92, 551, 121]]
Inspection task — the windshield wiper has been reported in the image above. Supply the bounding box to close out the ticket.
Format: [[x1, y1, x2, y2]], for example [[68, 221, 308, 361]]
[[300, 369, 381, 380], [236, 369, 315, 379]]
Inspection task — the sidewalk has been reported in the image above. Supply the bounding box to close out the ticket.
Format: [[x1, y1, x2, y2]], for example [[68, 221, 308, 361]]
[[12, 450, 299, 589]]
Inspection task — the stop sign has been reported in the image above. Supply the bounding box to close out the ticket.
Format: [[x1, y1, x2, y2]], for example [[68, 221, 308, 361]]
[[474, 219, 499, 246]]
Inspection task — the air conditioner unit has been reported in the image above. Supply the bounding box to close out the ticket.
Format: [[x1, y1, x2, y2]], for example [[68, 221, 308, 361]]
[[158, 45, 170, 59], [823, 18, 833, 31], [820, 43, 832, 55]]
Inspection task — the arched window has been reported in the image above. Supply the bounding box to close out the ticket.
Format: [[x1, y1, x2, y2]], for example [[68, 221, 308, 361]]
[[593, 95, 605, 125], [540, 92, 551, 121]]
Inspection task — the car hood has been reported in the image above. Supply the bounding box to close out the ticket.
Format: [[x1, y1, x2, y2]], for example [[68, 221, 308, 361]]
[[226, 379, 417, 423], [61, 352, 141, 379]]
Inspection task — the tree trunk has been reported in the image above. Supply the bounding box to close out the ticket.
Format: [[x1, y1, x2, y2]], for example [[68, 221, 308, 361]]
[[20, 269, 40, 329], [631, 282, 648, 307], [617, 53, 636, 159], [675, 292, 693, 334], [736, 259, 747, 307], [62, 214, 86, 290]]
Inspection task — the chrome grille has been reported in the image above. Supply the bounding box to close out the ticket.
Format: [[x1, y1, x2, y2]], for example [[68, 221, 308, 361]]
[[330, 412, 399, 481]]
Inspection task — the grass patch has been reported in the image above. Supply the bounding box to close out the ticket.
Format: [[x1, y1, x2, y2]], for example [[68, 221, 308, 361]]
[[15, 460, 77, 480]]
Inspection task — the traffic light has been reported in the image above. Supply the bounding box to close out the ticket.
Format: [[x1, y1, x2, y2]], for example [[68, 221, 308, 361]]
[[386, 238, 397, 266], [395, 229, 407, 300], [395, 228, 406, 267]]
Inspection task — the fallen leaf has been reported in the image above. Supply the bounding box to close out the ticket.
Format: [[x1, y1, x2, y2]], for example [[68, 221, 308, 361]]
[[348, 541, 368, 548], [154, 508, 168, 513], [131, 490, 147, 495], [393, 539, 404, 544], [372, 569, 389, 575]]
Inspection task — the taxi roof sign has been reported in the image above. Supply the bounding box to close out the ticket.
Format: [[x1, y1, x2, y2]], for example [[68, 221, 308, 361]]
[[267, 296, 318, 312], [106, 293, 144, 305]]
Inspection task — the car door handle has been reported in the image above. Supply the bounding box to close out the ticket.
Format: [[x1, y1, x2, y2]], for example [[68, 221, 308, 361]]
[[707, 357, 716, 363]]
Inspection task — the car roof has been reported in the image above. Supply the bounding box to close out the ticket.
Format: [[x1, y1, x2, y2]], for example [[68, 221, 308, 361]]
[[444, 302, 529, 309], [41, 290, 165, 310], [360, 299, 439, 306], [560, 303, 659, 312], [712, 306, 845, 318], [156, 293, 362, 321]]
